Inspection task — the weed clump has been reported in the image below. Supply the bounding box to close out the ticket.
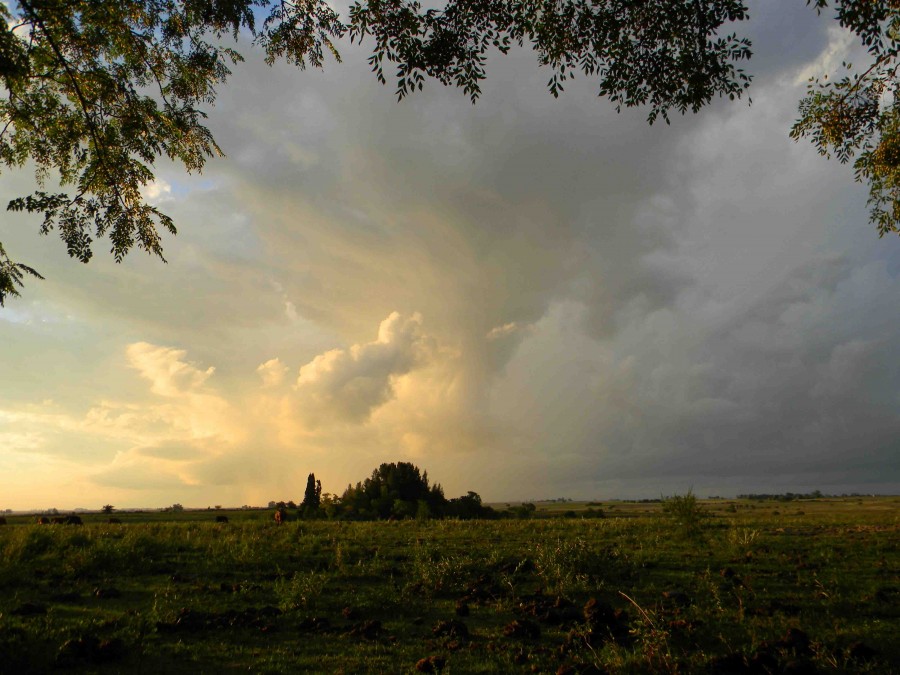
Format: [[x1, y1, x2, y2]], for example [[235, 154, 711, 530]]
[[662, 489, 706, 538]]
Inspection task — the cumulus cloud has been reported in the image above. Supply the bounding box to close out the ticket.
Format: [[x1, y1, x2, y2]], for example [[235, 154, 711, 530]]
[[127, 342, 215, 397], [257, 358, 289, 387], [295, 312, 435, 424]]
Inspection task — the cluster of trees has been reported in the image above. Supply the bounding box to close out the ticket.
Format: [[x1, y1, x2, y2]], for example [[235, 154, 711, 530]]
[[1, 1, 899, 304], [736, 490, 838, 501], [287, 463, 498, 521]]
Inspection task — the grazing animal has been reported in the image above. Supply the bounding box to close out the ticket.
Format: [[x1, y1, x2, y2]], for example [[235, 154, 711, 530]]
[[51, 516, 67, 524], [0, 517, 7, 525], [215, 515, 229, 523], [107, 517, 122, 524], [274, 507, 287, 525], [37, 516, 51, 525]]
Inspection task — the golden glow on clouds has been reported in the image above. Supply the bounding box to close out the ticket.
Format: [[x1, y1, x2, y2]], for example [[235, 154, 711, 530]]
[[294, 312, 434, 424], [127, 342, 216, 396], [1, 312, 491, 507], [256, 358, 288, 387]]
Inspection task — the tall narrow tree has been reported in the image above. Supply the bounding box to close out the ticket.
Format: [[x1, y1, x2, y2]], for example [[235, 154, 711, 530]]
[[302, 473, 321, 511]]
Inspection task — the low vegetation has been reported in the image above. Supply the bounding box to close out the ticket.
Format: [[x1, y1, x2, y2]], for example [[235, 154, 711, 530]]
[[0, 495, 897, 672]]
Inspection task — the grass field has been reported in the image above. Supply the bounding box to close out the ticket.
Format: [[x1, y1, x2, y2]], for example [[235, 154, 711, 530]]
[[1, 497, 898, 673]]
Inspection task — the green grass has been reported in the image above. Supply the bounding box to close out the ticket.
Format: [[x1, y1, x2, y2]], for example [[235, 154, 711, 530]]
[[0, 497, 898, 673]]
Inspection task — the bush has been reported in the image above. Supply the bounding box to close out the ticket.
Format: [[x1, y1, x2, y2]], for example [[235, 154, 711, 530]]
[[662, 489, 705, 538]]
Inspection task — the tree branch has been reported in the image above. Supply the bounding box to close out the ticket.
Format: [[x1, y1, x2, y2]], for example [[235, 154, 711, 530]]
[[18, 0, 132, 214]]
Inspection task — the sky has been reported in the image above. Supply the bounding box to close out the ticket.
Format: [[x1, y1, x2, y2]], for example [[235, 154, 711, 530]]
[[1, 1, 899, 510]]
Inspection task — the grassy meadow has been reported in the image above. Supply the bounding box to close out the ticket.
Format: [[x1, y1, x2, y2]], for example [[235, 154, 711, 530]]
[[0, 497, 898, 673]]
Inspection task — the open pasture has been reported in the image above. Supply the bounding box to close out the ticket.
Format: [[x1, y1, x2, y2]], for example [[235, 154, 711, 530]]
[[1, 498, 898, 673]]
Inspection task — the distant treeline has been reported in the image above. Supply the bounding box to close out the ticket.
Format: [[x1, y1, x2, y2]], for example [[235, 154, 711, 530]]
[[735, 491, 864, 501]]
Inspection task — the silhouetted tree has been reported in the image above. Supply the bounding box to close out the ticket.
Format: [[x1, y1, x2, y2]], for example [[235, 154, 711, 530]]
[[101, 504, 114, 514], [302, 473, 321, 509], [299, 473, 324, 518], [445, 491, 497, 520], [339, 462, 446, 520]]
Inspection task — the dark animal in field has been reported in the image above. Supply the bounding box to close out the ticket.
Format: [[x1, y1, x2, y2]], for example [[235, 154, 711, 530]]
[[274, 507, 287, 525], [107, 517, 122, 524], [215, 515, 229, 523], [48, 515, 82, 524], [37, 516, 51, 525], [0, 516, 6, 525]]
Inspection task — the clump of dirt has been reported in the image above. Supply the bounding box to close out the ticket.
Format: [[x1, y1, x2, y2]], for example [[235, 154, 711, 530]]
[[347, 619, 382, 639], [575, 599, 630, 647], [502, 618, 540, 640], [415, 654, 447, 672], [516, 595, 581, 626], [461, 574, 502, 605], [777, 628, 812, 656], [433, 619, 469, 640]]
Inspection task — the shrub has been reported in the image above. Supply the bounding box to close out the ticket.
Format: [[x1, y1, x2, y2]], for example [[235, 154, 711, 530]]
[[662, 489, 705, 538]]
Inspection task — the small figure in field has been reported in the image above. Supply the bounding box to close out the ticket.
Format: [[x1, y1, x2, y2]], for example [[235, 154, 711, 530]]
[[0, 517, 6, 525], [274, 507, 287, 525], [108, 517, 122, 524], [36, 516, 50, 525], [215, 515, 229, 523]]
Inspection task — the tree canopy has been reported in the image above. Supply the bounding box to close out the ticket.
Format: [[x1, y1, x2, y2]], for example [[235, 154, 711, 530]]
[[339, 462, 447, 519], [0, 0, 897, 305], [331, 462, 498, 520]]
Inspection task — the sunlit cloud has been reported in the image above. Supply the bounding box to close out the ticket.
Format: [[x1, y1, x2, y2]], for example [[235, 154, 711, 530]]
[[257, 357, 289, 387], [294, 312, 435, 425], [140, 177, 173, 204], [127, 342, 216, 397], [486, 322, 524, 340]]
